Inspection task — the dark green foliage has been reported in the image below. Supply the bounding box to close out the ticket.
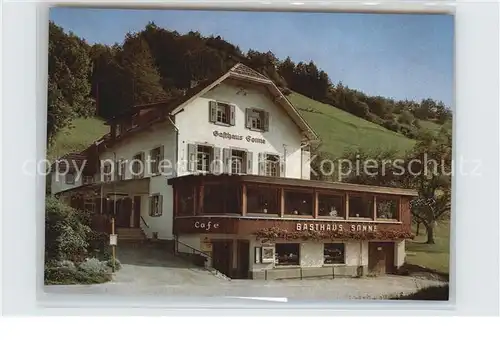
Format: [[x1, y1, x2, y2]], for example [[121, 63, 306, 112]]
[[44, 266, 111, 285], [48, 22, 95, 145], [391, 285, 449, 300], [45, 196, 90, 262], [49, 21, 452, 142]]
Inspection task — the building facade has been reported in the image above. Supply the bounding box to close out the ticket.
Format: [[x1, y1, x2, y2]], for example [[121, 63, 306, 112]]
[[50, 63, 416, 279]]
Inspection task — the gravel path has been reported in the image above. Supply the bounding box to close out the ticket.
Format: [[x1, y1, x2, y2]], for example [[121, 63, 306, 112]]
[[44, 244, 446, 301]]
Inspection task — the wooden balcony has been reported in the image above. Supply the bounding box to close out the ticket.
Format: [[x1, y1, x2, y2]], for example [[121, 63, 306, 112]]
[[168, 174, 416, 239]]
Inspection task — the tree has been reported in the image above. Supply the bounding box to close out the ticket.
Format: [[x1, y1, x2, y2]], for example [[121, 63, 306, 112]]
[[402, 128, 452, 243], [398, 110, 414, 125], [47, 22, 95, 144], [116, 33, 168, 107]]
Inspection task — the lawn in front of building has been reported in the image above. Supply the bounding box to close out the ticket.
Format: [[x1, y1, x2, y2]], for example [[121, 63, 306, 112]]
[[405, 220, 450, 275]]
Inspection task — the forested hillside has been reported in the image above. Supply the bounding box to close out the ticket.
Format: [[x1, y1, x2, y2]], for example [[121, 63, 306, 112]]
[[47, 21, 452, 148]]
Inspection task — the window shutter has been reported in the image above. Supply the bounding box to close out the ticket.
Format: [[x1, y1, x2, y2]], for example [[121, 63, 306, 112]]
[[280, 155, 286, 177], [245, 108, 251, 129], [212, 147, 222, 174], [222, 148, 231, 174], [159, 195, 163, 216], [258, 153, 266, 175], [140, 152, 145, 177], [209, 101, 217, 123], [229, 105, 236, 126], [187, 144, 197, 172], [264, 111, 270, 132], [159, 145, 165, 174], [245, 151, 253, 174]]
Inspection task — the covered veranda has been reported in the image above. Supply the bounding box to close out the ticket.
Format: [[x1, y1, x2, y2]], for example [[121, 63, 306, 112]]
[[56, 178, 150, 229]]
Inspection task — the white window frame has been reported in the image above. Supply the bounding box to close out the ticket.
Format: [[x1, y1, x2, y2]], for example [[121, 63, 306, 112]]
[[149, 194, 163, 217], [150, 147, 161, 175], [216, 102, 230, 125], [197, 145, 213, 172], [230, 149, 245, 175], [265, 154, 280, 177]]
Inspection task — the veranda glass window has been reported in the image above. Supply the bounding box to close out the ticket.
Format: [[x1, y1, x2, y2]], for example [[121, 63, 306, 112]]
[[348, 195, 374, 219], [284, 190, 313, 216], [246, 186, 280, 215]]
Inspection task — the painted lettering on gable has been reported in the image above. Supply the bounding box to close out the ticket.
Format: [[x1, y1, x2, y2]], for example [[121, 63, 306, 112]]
[[213, 130, 266, 144]]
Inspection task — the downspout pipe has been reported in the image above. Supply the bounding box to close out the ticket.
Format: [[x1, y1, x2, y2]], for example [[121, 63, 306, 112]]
[[167, 110, 182, 177]]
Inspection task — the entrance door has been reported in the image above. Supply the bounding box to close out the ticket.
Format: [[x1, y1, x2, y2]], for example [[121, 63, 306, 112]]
[[212, 240, 233, 278], [368, 242, 395, 275], [236, 240, 250, 279], [133, 196, 141, 227]]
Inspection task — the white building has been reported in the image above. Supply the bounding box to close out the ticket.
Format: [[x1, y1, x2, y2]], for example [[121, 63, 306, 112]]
[[51, 63, 416, 279]]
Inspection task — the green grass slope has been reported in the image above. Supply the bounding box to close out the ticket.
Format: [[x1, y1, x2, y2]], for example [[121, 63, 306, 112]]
[[47, 117, 108, 161], [288, 92, 416, 157]]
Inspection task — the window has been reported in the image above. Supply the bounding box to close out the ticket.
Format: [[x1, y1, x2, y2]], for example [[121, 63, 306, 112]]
[[203, 184, 241, 214], [84, 201, 95, 213], [376, 197, 399, 220], [83, 175, 94, 185], [177, 187, 194, 216], [131, 153, 144, 178], [118, 160, 126, 181], [348, 195, 374, 219], [149, 194, 163, 216], [285, 190, 313, 216], [246, 108, 269, 132], [65, 171, 75, 184], [247, 186, 280, 215], [318, 194, 344, 218], [197, 145, 213, 172], [265, 154, 280, 177], [103, 164, 112, 183], [275, 243, 300, 266], [150, 147, 162, 175], [231, 150, 245, 174], [217, 103, 230, 124], [209, 101, 234, 126], [324, 243, 345, 264]]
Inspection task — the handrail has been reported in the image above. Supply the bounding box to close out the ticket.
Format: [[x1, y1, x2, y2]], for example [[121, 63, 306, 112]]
[[174, 238, 211, 259], [140, 215, 150, 228]]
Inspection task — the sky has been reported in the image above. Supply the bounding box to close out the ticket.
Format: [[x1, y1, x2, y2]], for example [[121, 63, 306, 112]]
[[50, 8, 454, 106]]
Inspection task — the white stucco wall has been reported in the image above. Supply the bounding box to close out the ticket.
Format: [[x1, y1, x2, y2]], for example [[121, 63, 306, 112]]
[[394, 239, 405, 267], [50, 171, 83, 195], [95, 122, 177, 240], [175, 83, 307, 179], [249, 237, 370, 271]]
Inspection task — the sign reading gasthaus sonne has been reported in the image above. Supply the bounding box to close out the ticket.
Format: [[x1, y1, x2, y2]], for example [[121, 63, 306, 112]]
[[213, 130, 266, 144], [296, 223, 378, 232]]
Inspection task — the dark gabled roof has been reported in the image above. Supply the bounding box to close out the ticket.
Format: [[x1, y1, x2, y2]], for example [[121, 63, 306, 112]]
[[90, 63, 318, 155], [230, 63, 270, 80]]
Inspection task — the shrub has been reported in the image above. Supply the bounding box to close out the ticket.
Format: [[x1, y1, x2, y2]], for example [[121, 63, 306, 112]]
[[106, 258, 122, 271], [45, 196, 90, 262], [44, 265, 111, 285], [54, 259, 77, 271], [391, 285, 449, 301], [87, 231, 109, 258], [79, 258, 108, 275]]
